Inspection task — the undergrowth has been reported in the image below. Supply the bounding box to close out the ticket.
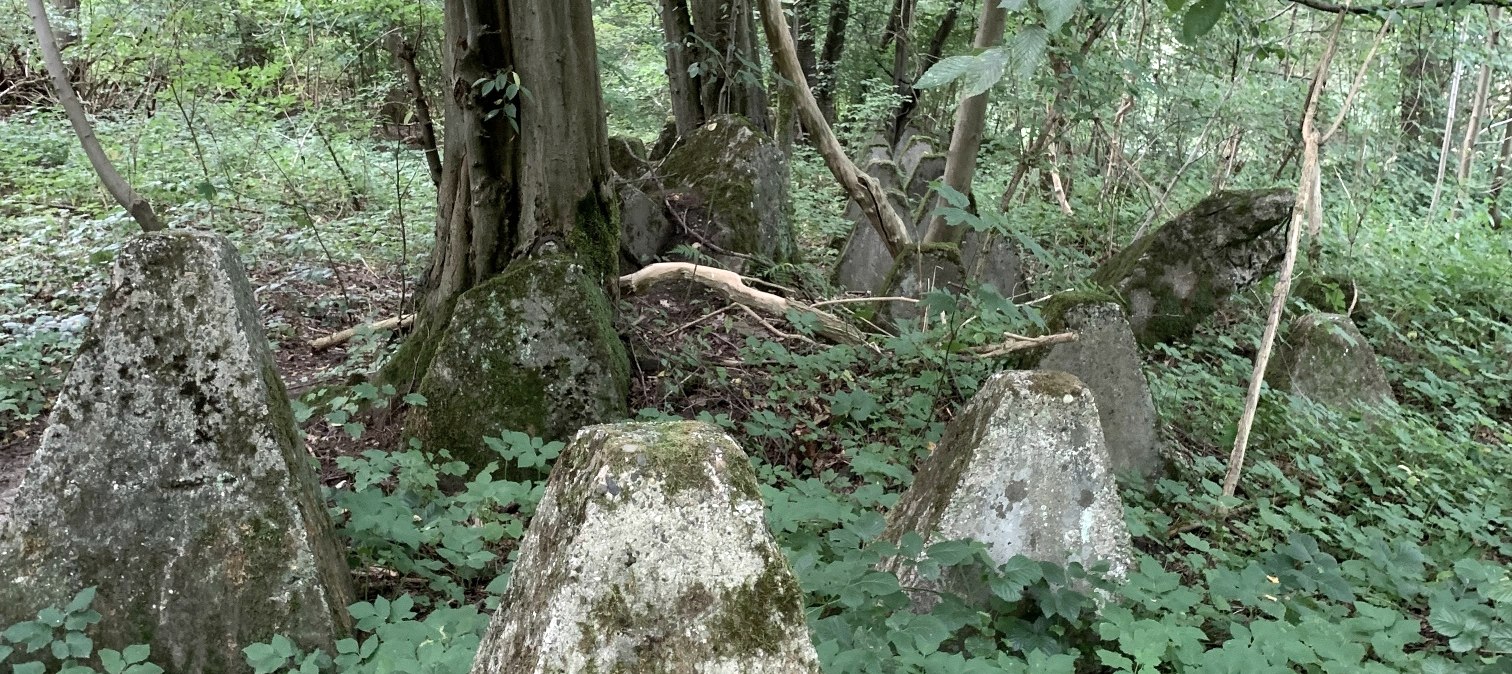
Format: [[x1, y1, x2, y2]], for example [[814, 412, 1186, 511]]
[[3, 123, 1509, 673]]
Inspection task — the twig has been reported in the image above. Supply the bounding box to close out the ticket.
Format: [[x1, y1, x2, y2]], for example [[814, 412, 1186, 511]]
[[738, 304, 820, 346], [973, 331, 1078, 358], [664, 304, 736, 336], [309, 314, 416, 351], [810, 296, 921, 308]]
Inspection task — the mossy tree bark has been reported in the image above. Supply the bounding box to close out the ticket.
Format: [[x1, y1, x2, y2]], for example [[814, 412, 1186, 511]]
[[386, 0, 618, 389]]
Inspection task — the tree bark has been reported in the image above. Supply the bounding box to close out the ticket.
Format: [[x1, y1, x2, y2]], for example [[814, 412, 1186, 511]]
[[659, 0, 704, 136], [659, 0, 772, 134], [755, 0, 913, 255], [815, 0, 851, 123], [1428, 52, 1464, 213], [385, 33, 443, 189], [1454, 7, 1500, 186], [1491, 111, 1512, 229], [921, 0, 1009, 244], [384, 0, 616, 391], [26, 0, 162, 232], [890, 0, 965, 141], [885, 0, 917, 142]]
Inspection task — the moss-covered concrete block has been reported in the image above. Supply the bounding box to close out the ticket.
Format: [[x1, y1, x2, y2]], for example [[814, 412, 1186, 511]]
[[876, 243, 964, 328], [904, 153, 945, 206], [609, 135, 651, 180], [882, 371, 1132, 609], [0, 230, 354, 672], [408, 256, 630, 475], [470, 422, 820, 673], [1269, 313, 1396, 409], [660, 115, 793, 271], [1091, 189, 1294, 346], [961, 230, 1027, 300], [1033, 299, 1163, 477], [618, 181, 673, 270]]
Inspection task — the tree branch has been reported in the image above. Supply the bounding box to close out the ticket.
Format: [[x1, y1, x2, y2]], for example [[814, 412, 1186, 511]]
[[1287, 0, 1511, 15]]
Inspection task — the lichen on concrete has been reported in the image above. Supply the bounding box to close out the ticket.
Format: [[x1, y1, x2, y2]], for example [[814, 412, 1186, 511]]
[[882, 371, 1133, 609], [1269, 312, 1396, 410], [1032, 301, 1164, 477], [469, 422, 820, 673], [0, 230, 354, 673], [407, 255, 630, 477], [660, 115, 794, 270], [1090, 189, 1294, 346], [877, 243, 964, 327]]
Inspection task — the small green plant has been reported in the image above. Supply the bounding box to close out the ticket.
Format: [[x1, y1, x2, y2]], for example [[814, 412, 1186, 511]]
[[244, 597, 487, 674], [0, 588, 164, 674]]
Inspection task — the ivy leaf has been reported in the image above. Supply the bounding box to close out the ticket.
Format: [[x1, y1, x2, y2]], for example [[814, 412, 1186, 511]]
[[1181, 0, 1225, 43], [1000, 0, 1029, 10], [915, 54, 978, 89], [1039, 0, 1079, 32], [1010, 27, 1050, 81]]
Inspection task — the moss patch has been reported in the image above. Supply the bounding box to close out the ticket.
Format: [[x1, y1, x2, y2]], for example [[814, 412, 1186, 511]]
[[407, 256, 631, 476]]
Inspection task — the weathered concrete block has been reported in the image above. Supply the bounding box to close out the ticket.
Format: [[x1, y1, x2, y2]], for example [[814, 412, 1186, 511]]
[[470, 422, 820, 674], [1091, 189, 1294, 345], [883, 371, 1132, 606], [833, 174, 917, 294], [0, 230, 354, 672], [661, 115, 793, 271], [904, 153, 946, 207], [960, 229, 1027, 300], [618, 182, 673, 270], [877, 244, 964, 328], [408, 256, 631, 474], [609, 135, 652, 180], [1036, 297, 1163, 477], [1269, 313, 1396, 409]]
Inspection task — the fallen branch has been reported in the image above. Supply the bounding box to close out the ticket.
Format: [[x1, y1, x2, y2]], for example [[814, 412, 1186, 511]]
[[620, 262, 874, 350], [973, 331, 1078, 358], [310, 314, 415, 351]]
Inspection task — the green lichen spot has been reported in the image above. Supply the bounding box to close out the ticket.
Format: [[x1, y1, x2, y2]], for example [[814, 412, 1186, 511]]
[[1026, 371, 1085, 398]]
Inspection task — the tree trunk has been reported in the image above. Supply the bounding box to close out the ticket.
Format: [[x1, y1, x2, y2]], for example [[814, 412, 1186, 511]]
[[755, 0, 913, 255], [1454, 7, 1500, 187], [921, 0, 1009, 244], [387, 0, 617, 387], [26, 0, 162, 232], [1428, 52, 1464, 213], [385, 33, 443, 189], [885, 0, 917, 142], [1491, 111, 1512, 229], [890, 0, 965, 141], [659, 0, 772, 134], [815, 0, 851, 123], [659, 0, 705, 137]]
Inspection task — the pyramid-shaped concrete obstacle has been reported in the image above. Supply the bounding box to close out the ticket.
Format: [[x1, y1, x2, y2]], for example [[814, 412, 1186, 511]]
[[883, 371, 1132, 605], [471, 422, 820, 673], [0, 230, 354, 672]]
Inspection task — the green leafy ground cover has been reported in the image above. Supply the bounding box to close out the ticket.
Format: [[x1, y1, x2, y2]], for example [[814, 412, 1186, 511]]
[[2, 101, 1509, 673]]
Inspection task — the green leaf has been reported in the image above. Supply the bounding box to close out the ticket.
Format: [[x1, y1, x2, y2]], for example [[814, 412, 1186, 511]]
[[124, 644, 151, 664], [64, 588, 97, 614], [915, 54, 978, 89], [1181, 0, 1225, 43], [963, 48, 1008, 97], [1039, 0, 1079, 32], [1009, 27, 1050, 81], [13, 663, 45, 674], [1000, 0, 1029, 9], [101, 649, 127, 674]]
